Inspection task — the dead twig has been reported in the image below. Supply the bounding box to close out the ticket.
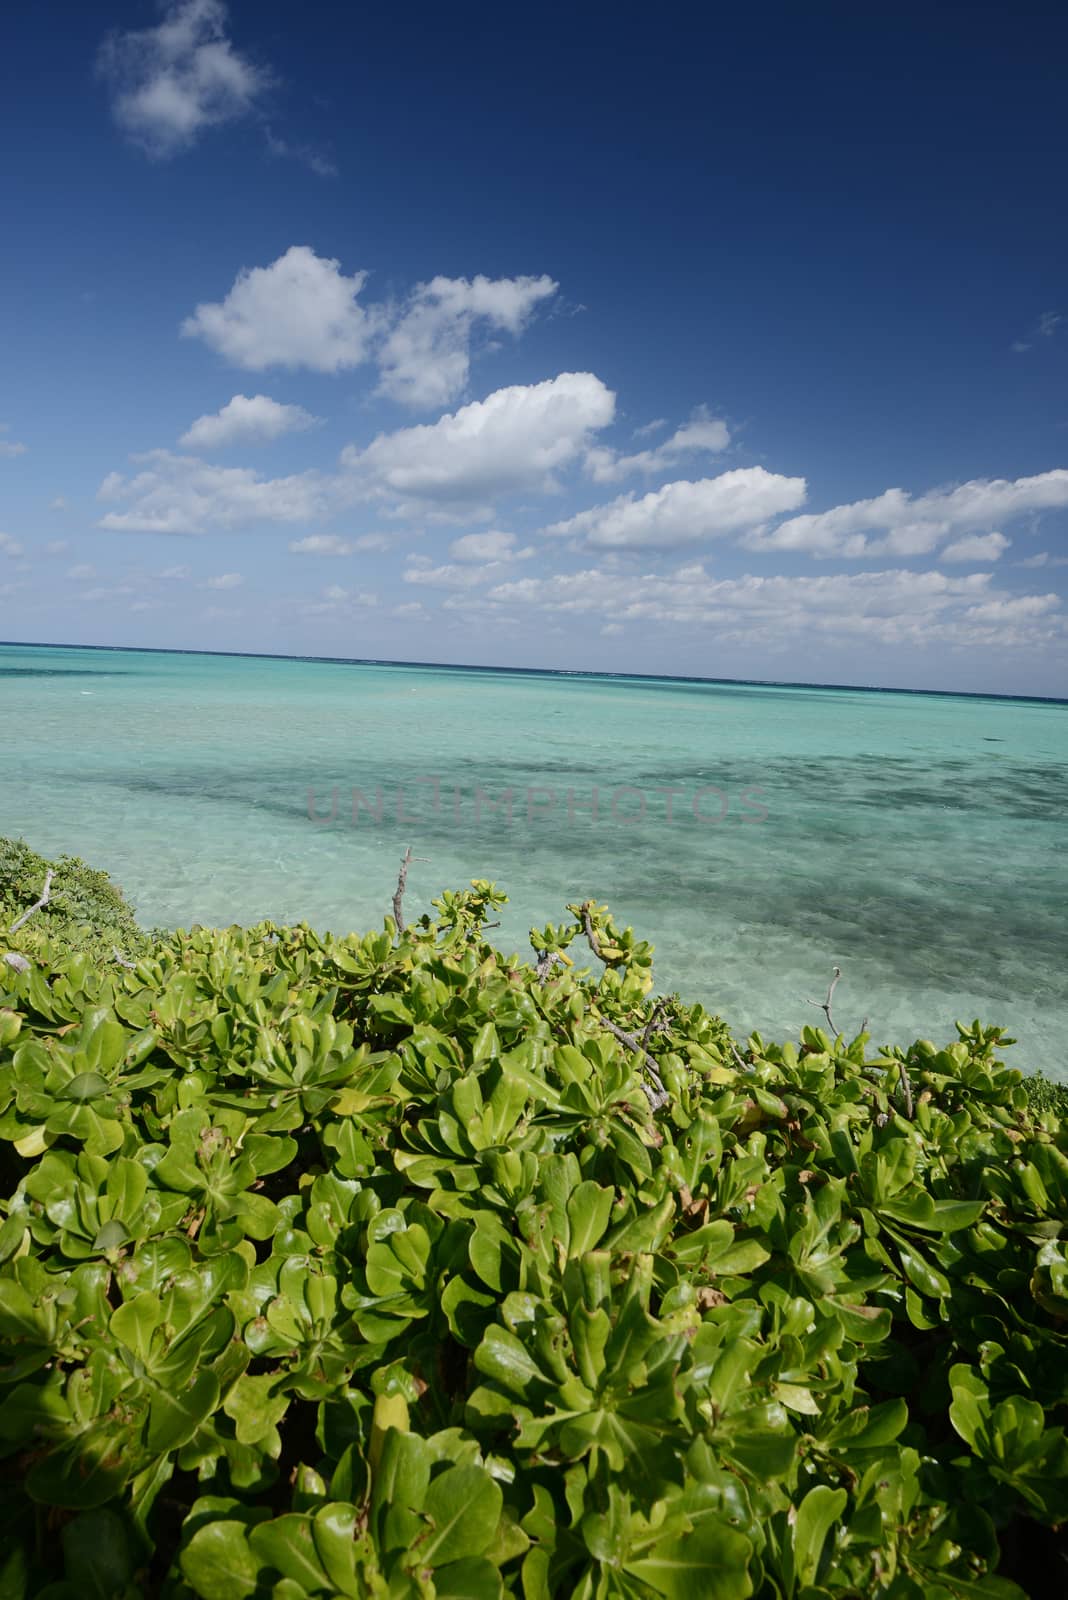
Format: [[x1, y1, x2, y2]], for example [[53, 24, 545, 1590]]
[[807, 965, 870, 1042], [601, 1019, 670, 1113], [10, 869, 54, 934], [535, 950, 567, 984], [814, 966, 843, 1035], [580, 901, 608, 963], [897, 1059, 914, 1120], [729, 1042, 749, 1072], [391, 846, 428, 935], [641, 1000, 669, 1050], [112, 948, 137, 971]]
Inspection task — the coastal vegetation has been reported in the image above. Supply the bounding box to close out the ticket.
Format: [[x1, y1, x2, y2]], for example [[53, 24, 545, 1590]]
[[1, 840, 1066, 1597]]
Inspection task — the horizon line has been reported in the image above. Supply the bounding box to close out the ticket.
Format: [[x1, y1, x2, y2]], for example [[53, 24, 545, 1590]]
[[1, 637, 1066, 707]]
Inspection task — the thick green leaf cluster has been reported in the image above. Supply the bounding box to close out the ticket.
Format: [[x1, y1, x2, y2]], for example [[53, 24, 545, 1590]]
[[0, 837, 148, 967], [0, 878, 1066, 1598]]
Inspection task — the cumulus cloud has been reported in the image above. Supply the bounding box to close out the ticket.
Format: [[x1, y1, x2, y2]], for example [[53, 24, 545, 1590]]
[[940, 532, 1010, 563], [585, 407, 730, 484], [66, 564, 96, 581], [448, 529, 532, 562], [204, 572, 243, 589], [342, 372, 616, 516], [288, 532, 391, 555], [300, 585, 379, 615], [96, 450, 325, 533], [1018, 550, 1068, 569], [96, 0, 271, 158], [546, 469, 806, 551], [377, 274, 558, 409], [180, 394, 320, 450], [444, 562, 1061, 651], [182, 247, 381, 372], [403, 556, 514, 589], [746, 470, 1068, 558], [0, 534, 25, 558], [289, 534, 355, 556], [45, 540, 70, 556], [160, 564, 190, 579]]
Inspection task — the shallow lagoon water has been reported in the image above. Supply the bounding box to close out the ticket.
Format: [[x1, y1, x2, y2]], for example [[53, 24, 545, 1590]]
[[2, 641, 1067, 1078]]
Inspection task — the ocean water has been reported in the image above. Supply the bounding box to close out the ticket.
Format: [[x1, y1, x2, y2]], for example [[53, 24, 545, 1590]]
[[2, 641, 1067, 1078]]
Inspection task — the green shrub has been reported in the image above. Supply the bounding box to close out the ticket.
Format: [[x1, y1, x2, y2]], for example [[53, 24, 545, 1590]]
[[0, 835, 147, 967], [0, 876, 1065, 1596]]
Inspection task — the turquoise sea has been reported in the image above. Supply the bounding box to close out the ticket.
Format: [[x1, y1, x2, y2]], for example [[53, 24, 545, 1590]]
[[2, 641, 1067, 1077]]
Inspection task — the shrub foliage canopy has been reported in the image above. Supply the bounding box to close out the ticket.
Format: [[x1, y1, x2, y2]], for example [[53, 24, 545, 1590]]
[[1, 853, 1066, 1597]]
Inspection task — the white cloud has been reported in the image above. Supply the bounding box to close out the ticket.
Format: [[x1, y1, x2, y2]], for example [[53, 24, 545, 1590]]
[[50, 497, 68, 511], [342, 373, 616, 516], [403, 557, 512, 589], [963, 594, 1060, 624], [182, 246, 381, 372], [0, 534, 25, 558], [289, 534, 355, 556], [632, 418, 669, 439], [204, 572, 243, 589], [1012, 310, 1062, 352], [1018, 550, 1068, 569], [353, 533, 391, 552], [66, 564, 96, 581], [747, 470, 1068, 558], [940, 532, 1010, 563], [96, 0, 270, 158], [546, 468, 806, 551], [377, 274, 558, 409], [586, 407, 730, 484], [0, 424, 27, 459], [300, 585, 378, 614], [160, 564, 191, 579], [264, 126, 337, 178], [45, 540, 69, 556], [96, 449, 325, 533], [392, 601, 427, 618], [180, 393, 320, 450], [448, 529, 532, 562], [446, 561, 1060, 650]]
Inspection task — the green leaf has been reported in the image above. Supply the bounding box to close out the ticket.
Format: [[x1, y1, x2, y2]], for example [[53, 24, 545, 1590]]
[[793, 1485, 846, 1591], [179, 1521, 267, 1600], [625, 1519, 754, 1598], [60, 1510, 134, 1600], [417, 1465, 503, 1567], [249, 1515, 330, 1590]]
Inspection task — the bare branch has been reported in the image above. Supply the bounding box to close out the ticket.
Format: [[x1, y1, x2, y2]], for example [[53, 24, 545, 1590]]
[[535, 949, 567, 984], [729, 1042, 749, 1072], [897, 1059, 915, 1120], [580, 901, 608, 963], [391, 847, 428, 935], [10, 869, 54, 934], [601, 1018, 670, 1112], [3, 952, 30, 974], [820, 966, 842, 1035], [112, 948, 137, 971], [641, 1000, 669, 1051]]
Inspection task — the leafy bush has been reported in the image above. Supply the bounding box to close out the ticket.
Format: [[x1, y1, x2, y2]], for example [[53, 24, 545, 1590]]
[[1, 878, 1066, 1597], [1, 836, 147, 967]]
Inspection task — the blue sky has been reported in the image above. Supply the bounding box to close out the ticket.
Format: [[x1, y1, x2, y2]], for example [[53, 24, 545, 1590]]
[[2, 0, 1067, 694]]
